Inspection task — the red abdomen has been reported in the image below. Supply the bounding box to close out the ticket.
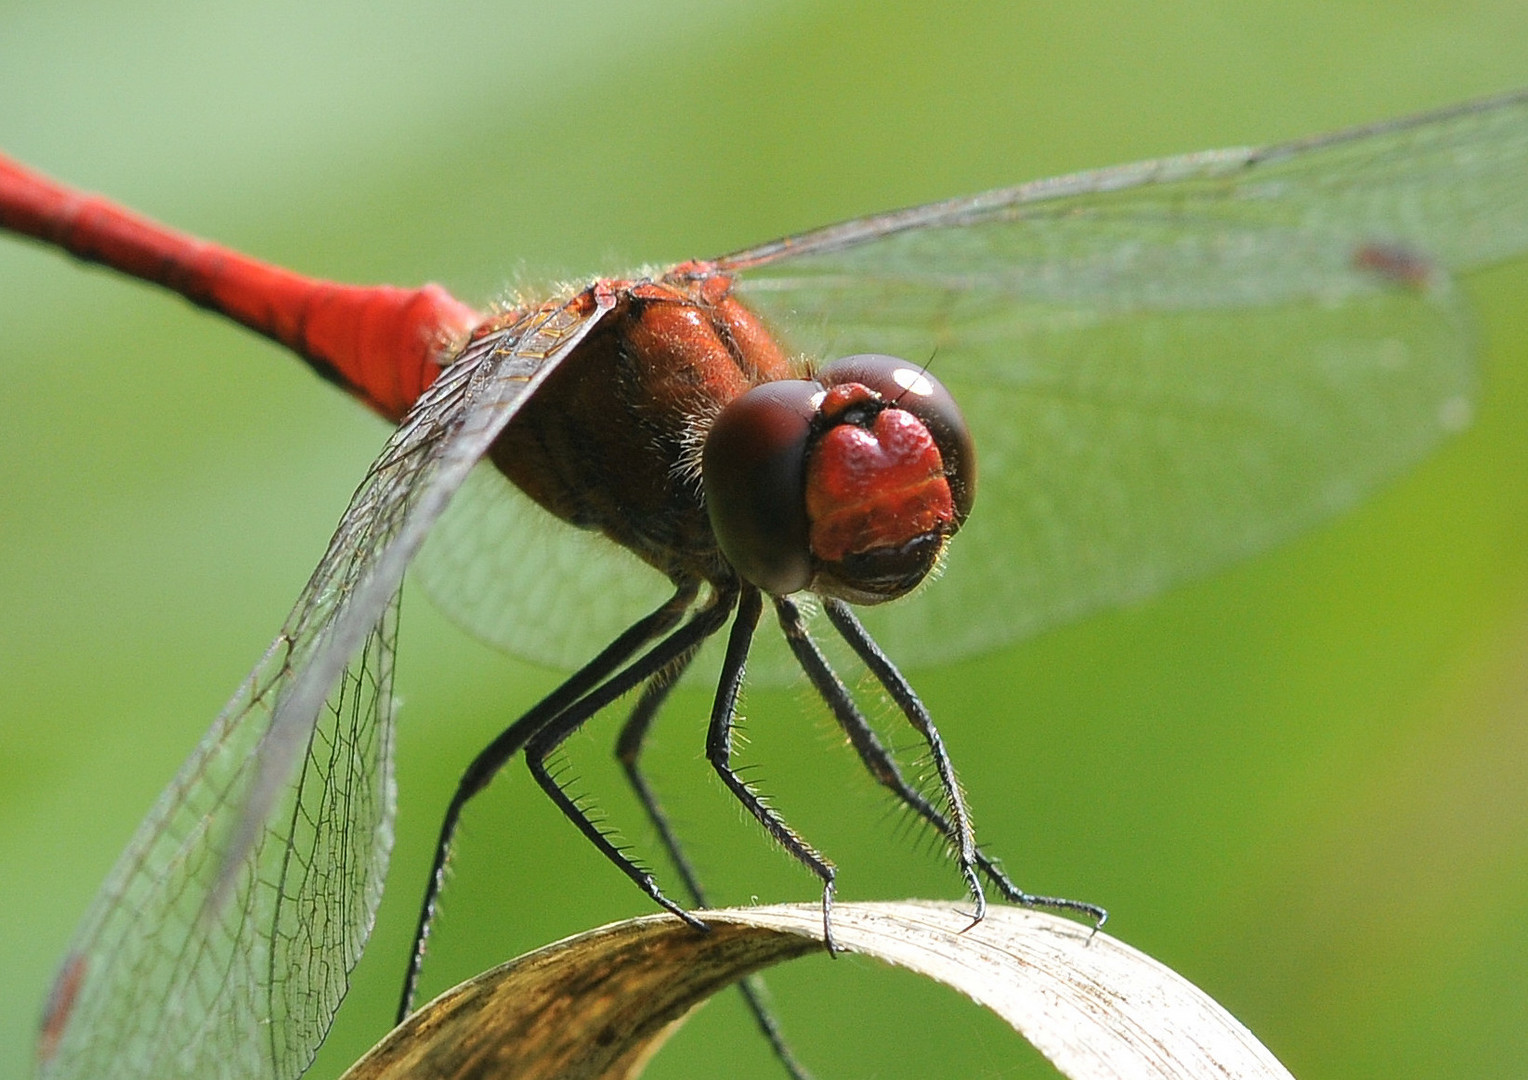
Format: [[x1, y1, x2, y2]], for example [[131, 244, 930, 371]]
[[0, 153, 479, 422]]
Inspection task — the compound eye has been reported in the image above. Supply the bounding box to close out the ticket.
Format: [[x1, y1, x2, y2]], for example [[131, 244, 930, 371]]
[[817, 354, 975, 523], [702, 379, 819, 595]]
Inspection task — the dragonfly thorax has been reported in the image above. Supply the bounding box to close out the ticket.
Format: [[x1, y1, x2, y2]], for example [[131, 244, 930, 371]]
[[486, 278, 794, 585]]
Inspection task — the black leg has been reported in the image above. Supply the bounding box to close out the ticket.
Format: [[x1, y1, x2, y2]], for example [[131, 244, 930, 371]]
[[706, 585, 839, 952], [522, 585, 741, 931], [776, 597, 1010, 896], [820, 599, 983, 923], [615, 660, 816, 1080], [821, 598, 1107, 930], [614, 667, 706, 904], [398, 581, 699, 1023]]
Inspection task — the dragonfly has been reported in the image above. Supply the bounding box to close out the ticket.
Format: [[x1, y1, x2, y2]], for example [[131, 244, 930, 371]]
[[7, 86, 1528, 1080]]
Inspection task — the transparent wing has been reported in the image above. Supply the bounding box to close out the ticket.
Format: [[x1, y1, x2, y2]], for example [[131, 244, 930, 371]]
[[37, 294, 612, 1080], [415, 462, 814, 685], [714, 88, 1528, 665], [415, 90, 1528, 677], [715, 87, 1528, 283], [417, 462, 672, 671]]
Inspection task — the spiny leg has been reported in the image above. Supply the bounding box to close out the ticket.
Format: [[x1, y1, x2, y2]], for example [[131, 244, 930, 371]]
[[616, 660, 815, 1080], [614, 666, 706, 904], [819, 598, 983, 922], [399, 581, 699, 1022], [820, 598, 1107, 929], [778, 598, 1023, 898], [524, 585, 740, 928], [706, 584, 839, 952]]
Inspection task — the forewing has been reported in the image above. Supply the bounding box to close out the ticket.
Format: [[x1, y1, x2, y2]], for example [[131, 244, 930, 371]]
[[705, 89, 1528, 665], [716, 88, 1528, 282], [415, 92, 1528, 680], [36, 294, 612, 1080]]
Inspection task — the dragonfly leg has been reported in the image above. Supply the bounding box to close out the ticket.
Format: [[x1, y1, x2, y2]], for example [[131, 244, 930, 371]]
[[614, 666, 706, 903], [616, 666, 817, 1080], [819, 598, 983, 923], [523, 585, 740, 930], [818, 599, 1107, 929], [777, 598, 1014, 899], [707, 584, 840, 954], [398, 581, 699, 1024]]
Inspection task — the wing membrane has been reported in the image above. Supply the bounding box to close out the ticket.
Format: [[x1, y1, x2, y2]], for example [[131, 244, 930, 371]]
[[708, 93, 1527, 662], [417, 91, 1528, 675], [716, 88, 1528, 284], [37, 294, 612, 1080]]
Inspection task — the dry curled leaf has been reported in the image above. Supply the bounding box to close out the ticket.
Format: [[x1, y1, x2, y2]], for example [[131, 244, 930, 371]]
[[341, 901, 1293, 1080]]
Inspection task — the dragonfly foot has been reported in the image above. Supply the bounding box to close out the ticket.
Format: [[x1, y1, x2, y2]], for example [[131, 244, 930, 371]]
[[821, 882, 840, 956]]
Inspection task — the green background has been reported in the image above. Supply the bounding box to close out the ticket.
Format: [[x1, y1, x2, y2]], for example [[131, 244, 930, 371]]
[[4, 2, 1528, 1077]]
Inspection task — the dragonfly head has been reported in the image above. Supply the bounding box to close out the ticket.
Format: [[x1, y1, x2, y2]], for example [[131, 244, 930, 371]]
[[703, 354, 975, 605]]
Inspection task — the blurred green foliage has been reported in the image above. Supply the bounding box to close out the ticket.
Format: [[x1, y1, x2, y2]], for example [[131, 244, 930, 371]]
[[3, 2, 1528, 1078]]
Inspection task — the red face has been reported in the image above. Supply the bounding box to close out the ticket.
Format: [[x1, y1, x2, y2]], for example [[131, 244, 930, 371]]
[[703, 354, 975, 604]]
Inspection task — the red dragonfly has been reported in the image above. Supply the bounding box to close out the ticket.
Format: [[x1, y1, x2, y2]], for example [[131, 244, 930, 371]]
[[8, 87, 1528, 1079]]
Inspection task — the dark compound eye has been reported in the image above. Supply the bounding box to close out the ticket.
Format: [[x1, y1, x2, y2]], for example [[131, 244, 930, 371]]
[[702, 379, 820, 596], [703, 356, 976, 604]]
